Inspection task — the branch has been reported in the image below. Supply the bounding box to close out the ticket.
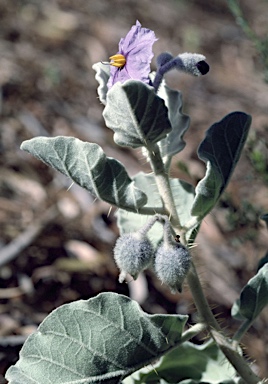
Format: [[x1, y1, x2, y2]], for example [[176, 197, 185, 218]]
[[211, 329, 261, 384]]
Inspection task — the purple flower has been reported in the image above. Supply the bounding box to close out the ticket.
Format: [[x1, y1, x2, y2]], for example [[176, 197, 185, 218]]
[[107, 21, 157, 89]]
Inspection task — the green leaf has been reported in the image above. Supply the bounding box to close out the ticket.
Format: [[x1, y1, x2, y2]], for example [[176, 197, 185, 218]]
[[157, 83, 190, 164], [21, 136, 147, 211], [123, 341, 237, 384], [103, 80, 172, 149], [92, 62, 110, 105], [6, 293, 188, 384], [191, 112, 251, 218], [117, 172, 195, 244], [231, 263, 268, 321]]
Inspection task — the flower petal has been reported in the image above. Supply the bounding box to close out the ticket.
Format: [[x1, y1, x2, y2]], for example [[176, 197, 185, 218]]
[[107, 21, 157, 89]]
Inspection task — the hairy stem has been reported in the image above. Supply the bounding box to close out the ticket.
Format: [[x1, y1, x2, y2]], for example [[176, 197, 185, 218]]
[[180, 323, 207, 343], [146, 144, 181, 228], [146, 143, 262, 382], [233, 318, 254, 344], [211, 329, 261, 384], [187, 259, 261, 382], [187, 263, 221, 330]]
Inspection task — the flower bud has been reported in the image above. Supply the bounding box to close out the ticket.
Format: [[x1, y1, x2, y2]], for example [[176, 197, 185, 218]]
[[154, 242, 191, 293], [153, 51, 209, 92], [113, 232, 154, 283], [176, 53, 209, 76]]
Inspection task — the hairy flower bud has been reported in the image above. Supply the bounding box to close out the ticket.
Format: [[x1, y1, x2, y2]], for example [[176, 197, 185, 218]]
[[176, 53, 209, 76], [154, 242, 191, 293], [153, 51, 209, 92], [113, 232, 154, 283]]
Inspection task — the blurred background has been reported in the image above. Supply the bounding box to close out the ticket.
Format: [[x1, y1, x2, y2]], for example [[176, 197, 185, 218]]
[[0, 0, 268, 380]]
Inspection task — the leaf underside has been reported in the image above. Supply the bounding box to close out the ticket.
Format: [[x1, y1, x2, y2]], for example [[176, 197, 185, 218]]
[[191, 111, 251, 218], [92, 62, 110, 105], [157, 82, 190, 165], [123, 340, 237, 384], [232, 263, 268, 321]]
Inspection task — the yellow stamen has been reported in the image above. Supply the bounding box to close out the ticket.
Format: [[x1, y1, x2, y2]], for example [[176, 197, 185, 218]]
[[109, 54, 126, 68]]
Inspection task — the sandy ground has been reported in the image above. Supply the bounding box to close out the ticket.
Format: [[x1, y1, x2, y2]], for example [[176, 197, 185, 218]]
[[0, 0, 268, 379]]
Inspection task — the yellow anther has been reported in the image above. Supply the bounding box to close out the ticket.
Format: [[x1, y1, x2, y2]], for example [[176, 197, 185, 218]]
[[109, 54, 126, 68]]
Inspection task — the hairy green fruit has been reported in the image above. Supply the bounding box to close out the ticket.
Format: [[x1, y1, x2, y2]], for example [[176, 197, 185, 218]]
[[154, 242, 191, 293], [113, 233, 154, 282]]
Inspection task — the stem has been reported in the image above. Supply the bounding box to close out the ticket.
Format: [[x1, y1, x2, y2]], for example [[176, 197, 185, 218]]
[[147, 143, 220, 329], [146, 143, 263, 383], [153, 55, 185, 92], [180, 323, 207, 343], [121, 205, 166, 216], [146, 144, 181, 228], [233, 319, 254, 344], [187, 263, 221, 330], [211, 329, 261, 384], [187, 262, 262, 383]]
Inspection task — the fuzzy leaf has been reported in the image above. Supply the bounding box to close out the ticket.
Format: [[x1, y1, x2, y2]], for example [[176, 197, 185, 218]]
[[21, 136, 147, 210], [232, 264, 268, 321], [123, 341, 237, 384], [157, 83, 190, 163], [6, 293, 188, 384], [92, 62, 110, 105], [117, 172, 195, 244], [103, 80, 172, 149], [191, 112, 251, 218]]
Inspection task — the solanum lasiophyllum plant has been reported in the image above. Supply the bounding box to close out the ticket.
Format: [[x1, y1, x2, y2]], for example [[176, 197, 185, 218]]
[[6, 21, 268, 384]]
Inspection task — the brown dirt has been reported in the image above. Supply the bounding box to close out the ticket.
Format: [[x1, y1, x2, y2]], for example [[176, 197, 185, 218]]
[[0, 0, 268, 380]]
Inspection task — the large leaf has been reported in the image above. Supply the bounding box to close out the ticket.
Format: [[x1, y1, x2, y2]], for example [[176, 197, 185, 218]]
[[21, 136, 147, 210], [103, 80, 172, 149], [231, 263, 268, 321], [191, 112, 251, 218], [117, 172, 196, 244], [6, 293, 188, 384], [157, 83, 190, 164], [92, 62, 110, 105], [123, 341, 238, 384]]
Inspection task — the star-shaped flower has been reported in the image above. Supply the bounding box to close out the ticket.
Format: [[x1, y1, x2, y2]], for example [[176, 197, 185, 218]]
[[107, 21, 157, 89]]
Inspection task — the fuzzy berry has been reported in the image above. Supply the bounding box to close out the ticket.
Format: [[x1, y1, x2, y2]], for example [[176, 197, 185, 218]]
[[113, 233, 154, 283], [154, 242, 191, 293]]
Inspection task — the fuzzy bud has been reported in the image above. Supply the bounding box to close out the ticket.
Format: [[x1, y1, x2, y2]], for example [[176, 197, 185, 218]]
[[153, 217, 190, 293], [153, 52, 209, 92], [113, 232, 154, 283], [176, 53, 209, 76], [154, 242, 191, 293]]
